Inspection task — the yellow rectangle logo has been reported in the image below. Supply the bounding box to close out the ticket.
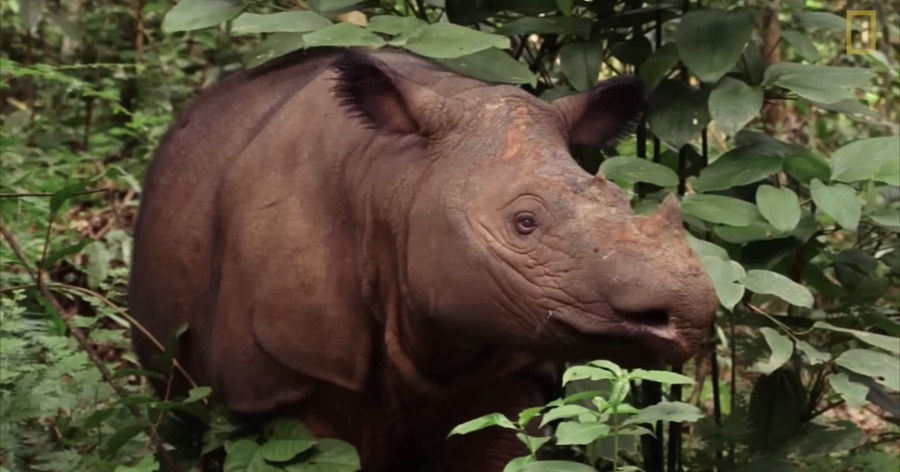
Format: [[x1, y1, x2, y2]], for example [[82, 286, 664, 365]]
[[846, 10, 876, 54]]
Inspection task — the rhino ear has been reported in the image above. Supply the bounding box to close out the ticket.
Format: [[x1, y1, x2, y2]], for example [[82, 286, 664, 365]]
[[552, 76, 647, 147], [332, 52, 423, 134]]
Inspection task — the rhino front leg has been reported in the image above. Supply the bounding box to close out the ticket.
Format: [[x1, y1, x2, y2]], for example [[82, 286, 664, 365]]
[[431, 375, 549, 472]]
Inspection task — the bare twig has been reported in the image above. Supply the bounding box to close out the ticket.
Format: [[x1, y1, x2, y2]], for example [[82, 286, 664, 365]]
[[0, 188, 112, 198]]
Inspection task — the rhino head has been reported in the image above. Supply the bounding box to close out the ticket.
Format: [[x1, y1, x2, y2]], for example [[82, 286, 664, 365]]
[[333, 53, 718, 367]]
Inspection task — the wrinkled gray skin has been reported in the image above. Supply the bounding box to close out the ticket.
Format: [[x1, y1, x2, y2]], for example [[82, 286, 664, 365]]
[[130, 48, 717, 472]]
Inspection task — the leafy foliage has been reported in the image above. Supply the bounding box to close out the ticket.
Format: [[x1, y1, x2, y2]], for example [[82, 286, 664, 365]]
[[1, 0, 898, 471]]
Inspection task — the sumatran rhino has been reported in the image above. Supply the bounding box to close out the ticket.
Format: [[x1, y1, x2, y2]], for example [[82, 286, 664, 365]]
[[130, 48, 717, 471]]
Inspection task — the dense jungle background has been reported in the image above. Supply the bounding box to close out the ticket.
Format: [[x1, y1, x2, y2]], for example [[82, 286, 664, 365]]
[[1, 0, 898, 471]]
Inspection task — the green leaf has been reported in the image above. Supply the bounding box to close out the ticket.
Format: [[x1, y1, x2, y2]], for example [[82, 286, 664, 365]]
[[599, 157, 679, 187], [623, 401, 705, 425], [520, 461, 598, 472], [185, 386, 212, 403], [810, 179, 861, 231], [648, 79, 710, 147], [610, 36, 653, 65], [831, 136, 900, 183], [813, 321, 900, 355], [162, 0, 243, 33], [402, 23, 509, 59], [224, 439, 260, 472], [693, 145, 783, 192], [245, 33, 305, 67], [870, 210, 900, 232], [448, 413, 517, 437], [562, 365, 617, 385], [682, 194, 761, 226], [630, 369, 695, 385], [503, 456, 536, 472], [518, 407, 544, 427], [709, 78, 763, 136], [231, 11, 330, 34], [498, 16, 591, 37], [366, 15, 424, 36], [829, 373, 870, 407], [874, 149, 900, 185], [756, 185, 801, 233], [686, 232, 729, 260], [742, 269, 814, 307], [559, 42, 603, 91], [259, 419, 317, 462], [49, 181, 90, 216], [639, 43, 679, 88], [302, 23, 385, 48], [780, 30, 820, 61], [284, 438, 361, 472], [784, 152, 831, 183], [676, 8, 754, 83], [796, 341, 830, 365], [42, 240, 91, 269], [516, 432, 551, 455], [115, 456, 159, 472], [793, 11, 848, 31], [554, 421, 611, 445], [753, 327, 794, 374], [713, 221, 780, 244], [540, 405, 595, 427], [764, 63, 876, 104], [835, 349, 900, 391], [437, 48, 536, 86]]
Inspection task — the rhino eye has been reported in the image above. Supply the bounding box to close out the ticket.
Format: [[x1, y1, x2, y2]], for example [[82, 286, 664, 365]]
[[514, 212, 538, 235]]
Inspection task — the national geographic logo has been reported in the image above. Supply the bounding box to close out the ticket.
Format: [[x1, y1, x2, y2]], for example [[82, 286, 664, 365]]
[[846, 10, 876, 54]]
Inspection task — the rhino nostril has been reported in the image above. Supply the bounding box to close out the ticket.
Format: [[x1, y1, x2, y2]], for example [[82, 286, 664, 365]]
[[625, 310, 670, 328]]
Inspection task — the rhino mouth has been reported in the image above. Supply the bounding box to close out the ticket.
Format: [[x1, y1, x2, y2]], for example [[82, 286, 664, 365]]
[[545, 306, 703, 366]]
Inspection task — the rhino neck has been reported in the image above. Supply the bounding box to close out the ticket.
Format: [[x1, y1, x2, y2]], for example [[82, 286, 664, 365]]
[[345, 134, 485, 398]]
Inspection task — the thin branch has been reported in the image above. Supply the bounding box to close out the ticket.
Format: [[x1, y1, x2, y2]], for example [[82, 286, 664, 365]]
[[0, 219, 177, 470], [0, 188, 112, 198]]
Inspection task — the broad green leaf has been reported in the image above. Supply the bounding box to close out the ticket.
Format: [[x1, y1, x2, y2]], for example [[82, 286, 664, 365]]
[[587, 359, 623, 376], [742, 269, 814, 307], [562, 365, 617, 385], [829, 373, 870, 407], [685, 232, 729, 260], [259, 419, 317, 462], [559, 42, 603, 91], [709, 78, 763, 136], [50, 181, 91, 216], [835, 349, 900, 391], [869, 210, 900, 231], [831, 136, 900, 183], [813, 321, 900, 354], [540, 405, 595, 427], [676, 9, 754, 83], [503, 456, 535, 472], [630, 369, 695, 385], [302, 23, 385, 48], [498, 16, 591, 37], [764, 63, 876, 104], [115, 456, 158, 472], [700, 256, 745, 310], [599, 157, 679, 187], [245, 33, 305, 67], [162, 0, 242, 33], [623, 401, 705, 425], [756, 185, 801, 233], [753, 327, 794, 374], [554, 421, 611, 445], [448, 413, 517, 437], [810, 179, 861, 230], [784, 152, 831, 183], [682, 195, 761, 226], [610, 36, 653, 65], [713, 221, 780, 244], [693, 145, 783, 192], [874, 151, 900, 185], [796, 341, 830, 365], [437, 48, 536, 86], [556, 0, 573, 15], [648, 79, 710, 147], [223, 440, 261, 472], [520, 461, 598, 472], [231, 11, 330, 34], [285, 438, 360, 472], [402, 23, 509, 59], [42, 240, 91, 269], [780, 30, 819, 61], [793, 11, 849, 30], [185, 386, 212, 403], [638, 43, 679, 88], [516, 432, 551, 455], [366, 15, 424, 36]]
